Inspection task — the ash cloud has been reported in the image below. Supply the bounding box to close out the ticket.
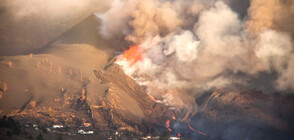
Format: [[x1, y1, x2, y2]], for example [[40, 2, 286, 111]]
[[97, 0, 294, 120], [246, 0, 294, 37]]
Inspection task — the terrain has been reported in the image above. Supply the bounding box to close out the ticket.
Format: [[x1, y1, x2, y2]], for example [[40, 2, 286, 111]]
[[0, 15, 174, 139], [0, 14, 294, 140]]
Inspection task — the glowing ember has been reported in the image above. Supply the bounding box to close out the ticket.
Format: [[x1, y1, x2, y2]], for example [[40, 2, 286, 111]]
[[188, 124, 195, 131], [148, 94, 157, 102], [166, 120, 172, 131], [81, 88, 86, 100], [123, 45, 142, 66], [172, 113, 176, 120], [197, 131, 207, 136], [188, 124, 207, 136]]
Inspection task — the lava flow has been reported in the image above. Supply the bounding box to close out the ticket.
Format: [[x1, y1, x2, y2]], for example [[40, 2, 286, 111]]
[[188, 124, 207, 136], [166, 120, 172, 131], [172, 112, 176, 120], [148, 93, 158, 102], [123, 45, 142, 66]]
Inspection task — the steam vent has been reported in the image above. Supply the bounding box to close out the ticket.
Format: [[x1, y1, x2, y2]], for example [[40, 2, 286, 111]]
[[1, 0, 294, 140]]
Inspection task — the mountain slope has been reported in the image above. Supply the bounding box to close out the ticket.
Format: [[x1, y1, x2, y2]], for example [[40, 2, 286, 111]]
[[0, 15, 172, 134]]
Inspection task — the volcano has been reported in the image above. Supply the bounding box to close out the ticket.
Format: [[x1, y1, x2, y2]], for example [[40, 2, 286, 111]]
[[0, 13, 294, 140], [0, 15, 176, 139]]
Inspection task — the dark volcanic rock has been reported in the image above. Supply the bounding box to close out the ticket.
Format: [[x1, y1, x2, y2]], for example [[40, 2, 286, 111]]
[[92, 60, 174, 133], [189, 88, 294, 140]]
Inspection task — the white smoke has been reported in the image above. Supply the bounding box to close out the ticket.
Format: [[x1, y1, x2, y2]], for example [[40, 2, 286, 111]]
[[97, 0, 294, 120], [163, 31, 200, 62], [255, 30, 292, 72]]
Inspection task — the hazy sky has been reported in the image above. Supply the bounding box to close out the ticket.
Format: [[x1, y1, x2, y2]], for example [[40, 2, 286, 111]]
[[0, 0, 111, 56]]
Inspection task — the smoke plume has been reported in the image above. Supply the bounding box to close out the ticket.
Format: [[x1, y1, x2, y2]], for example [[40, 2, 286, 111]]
[[97, 0, 294, 120]]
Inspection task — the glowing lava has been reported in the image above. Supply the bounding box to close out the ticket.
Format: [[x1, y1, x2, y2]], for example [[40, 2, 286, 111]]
[[123, 45, 142, 66], [188, 124, 207, 136], [172, 112, 176, 120], [166, 120, 172, 131], [148, 93, 158, 102]]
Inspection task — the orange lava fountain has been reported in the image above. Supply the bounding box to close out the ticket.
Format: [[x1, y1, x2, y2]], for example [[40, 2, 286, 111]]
[[123, 45, 142, 66]]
